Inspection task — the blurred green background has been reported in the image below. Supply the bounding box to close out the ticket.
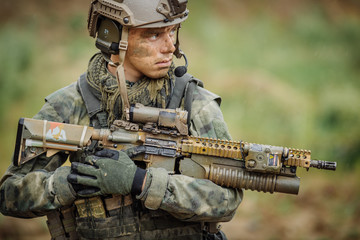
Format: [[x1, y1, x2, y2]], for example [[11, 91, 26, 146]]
[[0, 0, 360, 239]]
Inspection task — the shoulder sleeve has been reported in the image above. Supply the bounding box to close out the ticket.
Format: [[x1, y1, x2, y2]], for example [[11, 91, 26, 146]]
[[34, 82, 90, 125], [189, 86, 231, 140], [0, 82, 88, 217], [138, 168, 243, 222]]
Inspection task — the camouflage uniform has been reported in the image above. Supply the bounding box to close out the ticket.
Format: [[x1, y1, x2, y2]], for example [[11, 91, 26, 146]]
[[0, 54, 242, 239]]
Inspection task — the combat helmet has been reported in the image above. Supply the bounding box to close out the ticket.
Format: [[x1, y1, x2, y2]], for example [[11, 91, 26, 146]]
[[88, 0, 189, 61]]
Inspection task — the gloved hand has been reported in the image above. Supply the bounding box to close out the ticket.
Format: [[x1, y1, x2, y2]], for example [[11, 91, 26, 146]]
[[67, 149, 146, 197], [52, 166, 77, 206]]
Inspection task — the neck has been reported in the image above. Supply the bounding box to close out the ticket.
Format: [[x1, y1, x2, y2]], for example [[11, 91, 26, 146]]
[[107, 54, 141, 83]]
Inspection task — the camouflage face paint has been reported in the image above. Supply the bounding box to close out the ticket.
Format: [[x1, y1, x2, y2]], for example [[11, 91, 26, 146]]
[[124, 25, 178, 81], [130, 37, 152, 59]]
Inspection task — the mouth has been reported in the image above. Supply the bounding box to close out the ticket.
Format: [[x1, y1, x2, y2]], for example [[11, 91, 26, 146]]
[[156, 58, 172, 68]]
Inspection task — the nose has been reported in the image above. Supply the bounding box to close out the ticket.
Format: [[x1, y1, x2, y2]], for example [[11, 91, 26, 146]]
[[161, 34, 176, 54]]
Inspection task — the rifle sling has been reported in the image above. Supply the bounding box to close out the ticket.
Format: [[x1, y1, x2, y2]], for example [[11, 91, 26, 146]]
[[77, 73, 102, 118]]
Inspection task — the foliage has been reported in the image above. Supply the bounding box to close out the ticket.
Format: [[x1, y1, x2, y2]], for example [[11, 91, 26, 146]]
[[184, 0, 360, 168], [0, 1, 359, 239], [0, 25, 35, 120]]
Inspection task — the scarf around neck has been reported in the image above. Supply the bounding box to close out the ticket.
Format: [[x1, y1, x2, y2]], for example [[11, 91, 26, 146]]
[[86, 53, 175, 125]]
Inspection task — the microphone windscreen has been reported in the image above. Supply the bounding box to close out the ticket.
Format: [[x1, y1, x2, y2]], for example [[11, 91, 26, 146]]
[[174, 66, 187, 77]]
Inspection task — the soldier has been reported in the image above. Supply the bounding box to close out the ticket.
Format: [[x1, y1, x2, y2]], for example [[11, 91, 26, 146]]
[[0, 1, 242, 239]]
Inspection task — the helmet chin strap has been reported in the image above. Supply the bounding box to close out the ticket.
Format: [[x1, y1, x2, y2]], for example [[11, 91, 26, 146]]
[[173, 25, 182, 59], [114, 26, 184, 121], [114, 26, 131, 121]]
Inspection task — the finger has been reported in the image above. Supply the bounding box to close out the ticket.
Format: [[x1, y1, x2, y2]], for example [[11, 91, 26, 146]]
[[67, 173, 79, 184], [95, 149, 119, 160], [67, 173, 98, 187], [73, 174, 98, 187], [67, 174, 100, 195], [68, 182, 85, 193], [77, 187, 101, 197], [71, 162, 98, 176], [123, 146, 146, 158], [95, 149, 112, 158], [70, 162, 80, 174]]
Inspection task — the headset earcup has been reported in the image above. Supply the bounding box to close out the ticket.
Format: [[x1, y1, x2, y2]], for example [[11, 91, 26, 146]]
[[95, 18, 122, 55]]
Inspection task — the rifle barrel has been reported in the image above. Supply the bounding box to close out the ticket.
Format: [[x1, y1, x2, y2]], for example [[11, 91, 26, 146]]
[[310, 160, 336, 170]]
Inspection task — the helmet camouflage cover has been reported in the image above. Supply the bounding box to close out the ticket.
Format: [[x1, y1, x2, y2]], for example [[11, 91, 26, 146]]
[[88, 0, 189, 37]]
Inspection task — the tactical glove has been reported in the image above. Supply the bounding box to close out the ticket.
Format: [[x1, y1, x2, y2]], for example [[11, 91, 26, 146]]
[[67, 149, 146, 197], [52, 166, 77, 206]]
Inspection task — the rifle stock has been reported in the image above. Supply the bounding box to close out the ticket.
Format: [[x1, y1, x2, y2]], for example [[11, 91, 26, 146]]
[[14, 105, 336, 195]]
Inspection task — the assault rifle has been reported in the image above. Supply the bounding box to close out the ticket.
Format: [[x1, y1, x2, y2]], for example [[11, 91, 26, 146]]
[[14, 103, 336, 195]]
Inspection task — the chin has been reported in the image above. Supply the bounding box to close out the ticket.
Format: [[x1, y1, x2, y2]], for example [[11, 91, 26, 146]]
[[146, 69, 169, 79]]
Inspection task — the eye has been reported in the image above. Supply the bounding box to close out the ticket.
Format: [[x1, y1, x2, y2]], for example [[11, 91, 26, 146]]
[[170, 26, 179, 37], [150, 33, 159, 40]]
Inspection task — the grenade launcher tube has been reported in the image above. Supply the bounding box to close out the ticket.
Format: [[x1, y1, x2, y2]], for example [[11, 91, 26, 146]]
[[180, 157, 300, 195], [208, 165, 300, 195]]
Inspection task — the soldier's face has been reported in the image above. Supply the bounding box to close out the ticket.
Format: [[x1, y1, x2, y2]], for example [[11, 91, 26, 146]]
[[124, 25, 177, 81]]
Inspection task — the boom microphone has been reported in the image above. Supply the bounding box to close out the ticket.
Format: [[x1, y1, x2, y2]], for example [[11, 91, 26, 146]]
[[174, 53, 188, 77]]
